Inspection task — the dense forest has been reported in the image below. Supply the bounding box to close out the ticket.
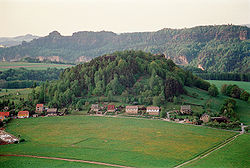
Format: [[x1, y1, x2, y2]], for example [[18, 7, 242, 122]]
[[0, 25, 249, 73], [0, 68, 62, 88], [31, 50, 210, 109]]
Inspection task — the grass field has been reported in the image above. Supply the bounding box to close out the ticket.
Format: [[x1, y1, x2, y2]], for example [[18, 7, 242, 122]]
[[0, 116, 237, 168], [183, 134, 250, 168], [0, 156, 112, 168], [207, 80, 250, 93], [0, 88, 32, 103], [182, 86, 250, 125], [0, 62, 73, 71]]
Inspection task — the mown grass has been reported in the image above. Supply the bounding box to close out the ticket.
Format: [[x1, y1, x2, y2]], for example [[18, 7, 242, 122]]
[[183, 134, 250, 168], [207, 80, 250, 93], [0, 116, 236, 168], [0, 156, 112, 168], [0, 62, 73, 71]]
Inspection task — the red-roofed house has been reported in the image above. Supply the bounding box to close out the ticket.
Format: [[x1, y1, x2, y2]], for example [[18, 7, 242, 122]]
[[107, 105, 115, 112], [18, 111, 29, 119], [36, 104, 44, 113], [0, 112, 10, 121]]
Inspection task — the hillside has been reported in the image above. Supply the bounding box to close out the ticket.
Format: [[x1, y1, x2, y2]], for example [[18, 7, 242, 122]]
[[31, 50, 210, 109], [0, 25, 249, 72], [0, 34, 39, 48]]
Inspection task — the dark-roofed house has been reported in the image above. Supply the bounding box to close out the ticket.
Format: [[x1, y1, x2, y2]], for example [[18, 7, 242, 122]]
[[146, 106, 160, 115], [200, 114, 210, 123], [125, 106, 138, 114], [36, 104, 44, 113], [18, 111, 29, 119], [211, 117, 229, 123], [0, 112, 10, 121], [47, 108, 58, 116], [180, 105, 192, 114], [107, 105, 115, 112]]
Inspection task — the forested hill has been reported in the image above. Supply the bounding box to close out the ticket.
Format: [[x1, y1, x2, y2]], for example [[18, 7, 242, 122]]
[[0, 25, 249, 72], [34, 50, 210, 108]]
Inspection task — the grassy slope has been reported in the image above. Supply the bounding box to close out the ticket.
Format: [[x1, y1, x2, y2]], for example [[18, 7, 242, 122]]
[[183, 134, 250, 168], [0, 116, 236, 168], [0, 62, 73, 71], [0, 156, 112, 168], [183, 86, 250, 125], [207, 80, 250, 93], [0, 88, 32, 103]]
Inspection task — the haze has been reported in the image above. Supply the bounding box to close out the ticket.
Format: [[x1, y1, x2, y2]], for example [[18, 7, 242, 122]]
[[1, 0, 249, 37]]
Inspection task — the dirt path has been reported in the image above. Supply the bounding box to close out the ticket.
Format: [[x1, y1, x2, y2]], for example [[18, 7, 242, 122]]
[[174, 134, 241, 168], [0, 154, 135, 168]]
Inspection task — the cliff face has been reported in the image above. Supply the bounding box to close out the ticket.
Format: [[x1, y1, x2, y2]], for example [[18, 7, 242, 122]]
[[0, 25, 249, 72]]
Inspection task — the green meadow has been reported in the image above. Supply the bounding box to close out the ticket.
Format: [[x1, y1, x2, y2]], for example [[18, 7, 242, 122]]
[[0, 116, 236, 168], [183, 134, 250, 168], [0, 156, 112, 168], [0, 88, 32, 103], [207, 80, 250, 93], [0, 62, 73, 71]]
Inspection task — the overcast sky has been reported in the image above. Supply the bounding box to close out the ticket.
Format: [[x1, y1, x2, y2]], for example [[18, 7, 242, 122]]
[[1, 0, 249, 37]]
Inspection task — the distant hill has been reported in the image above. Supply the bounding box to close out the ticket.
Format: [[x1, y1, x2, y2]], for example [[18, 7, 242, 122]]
[[0, 34, 39, 47], [0, 25, 249, 72]]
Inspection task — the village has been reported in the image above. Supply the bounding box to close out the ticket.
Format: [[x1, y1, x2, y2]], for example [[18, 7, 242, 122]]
[[0, 102, 232, 125]]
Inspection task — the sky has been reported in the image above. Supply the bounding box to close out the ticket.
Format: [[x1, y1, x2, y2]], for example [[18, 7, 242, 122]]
[[1, 0, 249, 37]]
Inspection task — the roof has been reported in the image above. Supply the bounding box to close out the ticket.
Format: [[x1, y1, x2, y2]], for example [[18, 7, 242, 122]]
[[181, 105, 191, 110], [126, 106, 138, 109], [18, 111, 29, 116], [201, 113, 209, 117], [36, 104, 44, 108], [108, 105, 115, 110], [91, 104, 99, 108], [47, 108, 57, 113], [0, 112, 9, 116], [147, 106, 159, 110]]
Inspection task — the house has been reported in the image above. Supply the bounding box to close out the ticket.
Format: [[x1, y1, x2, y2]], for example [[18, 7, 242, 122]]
[[180, 105, 192, 114], [146, 106, 160, 115], [36, 104, 44, 113], [211, 117, 228, 123], [125, 106, 138, 114], [91, 104, 100, 112], [200, 114, 210, 123], [32, 114, 39, 118], [4, 106, 9, 111], [0, 112, 10, 121], [18, 111, 29, 119], [47, 108, 58, 116], [107, 105, 115, 112]]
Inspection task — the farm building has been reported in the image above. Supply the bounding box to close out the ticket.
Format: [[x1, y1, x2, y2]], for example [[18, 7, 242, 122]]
[[125, 106, 138, 114], [18, 111, 29, 119], [107, 105, 115, 112], [146, 106, 160, 115], [91, 104, 100, 112], [200, 114, 210, 123], [36, 104, 44, 113], [0, 112, 10, 121], [47, 108, 58, 116], [180, 105, 192, 114]]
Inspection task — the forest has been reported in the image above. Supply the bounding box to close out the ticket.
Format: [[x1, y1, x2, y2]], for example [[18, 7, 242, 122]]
[[0, 25, 249, 73], [30, 50, 210, 109]]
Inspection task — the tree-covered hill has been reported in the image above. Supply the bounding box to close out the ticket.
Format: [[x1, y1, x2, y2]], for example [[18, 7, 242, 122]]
[[0, 25, 249, 72], [32, 50, 210, 108]]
